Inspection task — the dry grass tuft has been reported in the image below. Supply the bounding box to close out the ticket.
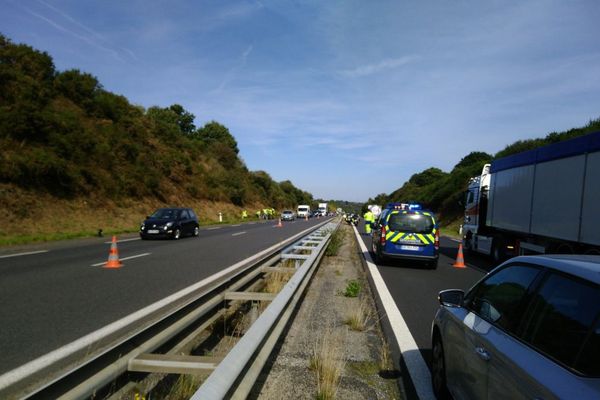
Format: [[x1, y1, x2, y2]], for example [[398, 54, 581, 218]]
[[309, 329, 346, 400], [263, 271, 289, 294], [344, 297, 371, 331], [379, 337, 392, 371], [168, 374, 202, 400]]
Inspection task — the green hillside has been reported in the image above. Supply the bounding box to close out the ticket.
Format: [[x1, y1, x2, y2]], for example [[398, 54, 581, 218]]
[[367, 118, 600, 227], [0, 34, 312, 243]]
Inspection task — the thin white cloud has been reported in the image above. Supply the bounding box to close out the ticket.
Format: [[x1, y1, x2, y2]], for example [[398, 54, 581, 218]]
[[340, 55, 419, 78], [28, 1, 137, 62], [213, 44, 254, 94]]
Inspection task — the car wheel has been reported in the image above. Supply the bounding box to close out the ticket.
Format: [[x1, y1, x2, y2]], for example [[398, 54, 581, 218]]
[[173, 228, 181, 240], [140, 234, 147, 240], [432, 333, 450, 400], [427, 259, 439, 269], [193, 226, 199, 237]]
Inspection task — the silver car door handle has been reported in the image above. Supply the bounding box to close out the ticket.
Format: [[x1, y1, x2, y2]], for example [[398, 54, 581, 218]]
[[475, 347, 491, 361]]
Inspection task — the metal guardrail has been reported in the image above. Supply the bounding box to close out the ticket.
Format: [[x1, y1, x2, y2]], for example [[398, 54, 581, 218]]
[[0, 219, 333, 400], [192, 220, 340, 399]]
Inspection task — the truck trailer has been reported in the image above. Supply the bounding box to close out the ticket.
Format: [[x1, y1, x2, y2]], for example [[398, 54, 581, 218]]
[[463, 130, 600, 262]]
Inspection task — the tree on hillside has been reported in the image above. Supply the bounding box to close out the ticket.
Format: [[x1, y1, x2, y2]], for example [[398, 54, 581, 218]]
[[169, 104, 196, 135], [194, 121, 239, 154], [54, 69, 102, 112], [0, 34, 56, 140], [452, 151, 492, 171]]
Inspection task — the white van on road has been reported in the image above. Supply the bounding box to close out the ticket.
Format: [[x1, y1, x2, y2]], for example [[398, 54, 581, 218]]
[[297, 205, 310, 218]]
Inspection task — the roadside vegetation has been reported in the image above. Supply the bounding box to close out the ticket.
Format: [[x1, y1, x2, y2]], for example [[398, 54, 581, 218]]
[[0, 34, 315, 244], [365, 118, 600, 229], [309, 328, 346, 400], [325, 228, 345, 256]]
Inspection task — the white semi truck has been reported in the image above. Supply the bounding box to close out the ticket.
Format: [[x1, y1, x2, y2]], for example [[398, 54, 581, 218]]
[[318, 203, 328, 216], [463, 131, 600, 262]]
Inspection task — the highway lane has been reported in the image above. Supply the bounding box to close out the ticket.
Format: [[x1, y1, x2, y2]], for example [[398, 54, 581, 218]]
[[355, 220, 495, 369], [0, 217, 331, 374]]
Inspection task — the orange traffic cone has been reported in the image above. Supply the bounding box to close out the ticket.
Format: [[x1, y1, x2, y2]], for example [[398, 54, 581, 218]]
[[276, 218, 283, 228], [453, 243, 466, 268], [104, 235, 123, 269]]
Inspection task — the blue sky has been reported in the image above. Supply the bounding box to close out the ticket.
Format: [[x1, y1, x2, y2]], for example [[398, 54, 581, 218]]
[[2, 1, 600, 202]]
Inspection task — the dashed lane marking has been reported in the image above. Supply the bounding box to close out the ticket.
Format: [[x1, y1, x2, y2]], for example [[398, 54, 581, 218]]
[[207, 227, 221, 230], [91, 253, 151, 267], [231, 232, 246, 237], [0, 250, 49, 259], [103, 237, 140, 244]]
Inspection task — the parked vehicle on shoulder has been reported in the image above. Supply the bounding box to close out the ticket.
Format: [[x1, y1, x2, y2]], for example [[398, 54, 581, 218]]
[[140, 207, 199, 240], [431, 255, 600, 400], [281, 210, 295, 221]]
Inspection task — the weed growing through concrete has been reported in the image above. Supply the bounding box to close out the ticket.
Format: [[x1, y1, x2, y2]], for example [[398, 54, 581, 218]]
[[342, 280, 361, 297], [379, 337, 392, 371], [344, 297, 371, 331], [309, 329, 346, 400]]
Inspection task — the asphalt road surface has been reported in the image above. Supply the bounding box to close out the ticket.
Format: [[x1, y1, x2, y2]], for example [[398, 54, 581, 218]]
[[355, 219, 497, 370], [0, 217, 331, 374]]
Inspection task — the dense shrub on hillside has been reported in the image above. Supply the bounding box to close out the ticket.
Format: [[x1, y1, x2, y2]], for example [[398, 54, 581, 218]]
[[0, 34, 311, 208]]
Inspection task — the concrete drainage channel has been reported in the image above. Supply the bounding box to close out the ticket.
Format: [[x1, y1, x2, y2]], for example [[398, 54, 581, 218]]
[[0, 219, 338, 400]]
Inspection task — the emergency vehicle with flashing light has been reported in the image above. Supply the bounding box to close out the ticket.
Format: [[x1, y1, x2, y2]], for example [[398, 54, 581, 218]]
[[370, 202, 440, 268]]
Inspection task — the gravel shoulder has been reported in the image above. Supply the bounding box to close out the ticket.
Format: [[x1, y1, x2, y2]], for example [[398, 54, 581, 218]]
[[251, 222, 403, 399]]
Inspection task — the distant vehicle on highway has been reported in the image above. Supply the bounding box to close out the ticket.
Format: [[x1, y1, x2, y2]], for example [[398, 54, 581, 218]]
[[431, 255, 600, 400], [281, 210, 295, 221], [140, 207, 199, 240], [297, 205, 310, 219]]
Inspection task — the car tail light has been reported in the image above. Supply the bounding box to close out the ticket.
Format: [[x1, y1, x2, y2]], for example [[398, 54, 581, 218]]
[[380, 225, 387, 245], [434, 229, 440, 250]]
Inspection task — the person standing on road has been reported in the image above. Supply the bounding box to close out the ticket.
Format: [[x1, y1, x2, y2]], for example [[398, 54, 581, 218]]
[[364, 209, 374, 234]]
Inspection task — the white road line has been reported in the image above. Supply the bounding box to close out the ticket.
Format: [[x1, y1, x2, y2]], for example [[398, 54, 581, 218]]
[[231, 232, 246, 237], [0, 250, 48, 259], [352, 226, 435, 400], [103, 237, 140, 244], [90, 253, 151, 267], [207, 227, 221, 230], [231, 224, 241, 227]]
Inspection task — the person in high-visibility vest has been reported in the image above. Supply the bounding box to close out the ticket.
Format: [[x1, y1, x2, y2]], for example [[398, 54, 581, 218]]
[[241, 210, 248, 219], [364, 209, 374, 234]]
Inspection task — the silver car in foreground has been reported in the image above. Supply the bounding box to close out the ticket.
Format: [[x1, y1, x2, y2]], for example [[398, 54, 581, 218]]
[[431, 255, 600, 400]]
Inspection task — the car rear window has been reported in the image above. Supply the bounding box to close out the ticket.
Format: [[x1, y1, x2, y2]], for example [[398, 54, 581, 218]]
[[151, 209, 179, 219], [387, 213, 434, 233]]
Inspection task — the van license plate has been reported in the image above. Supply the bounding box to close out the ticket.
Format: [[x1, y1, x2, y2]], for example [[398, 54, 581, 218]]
[[400, 245, 419, 251], [147, 229, 159, 234]]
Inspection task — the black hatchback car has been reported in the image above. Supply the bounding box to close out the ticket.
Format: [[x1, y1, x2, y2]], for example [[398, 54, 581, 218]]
[[140, 208, 199, 240]]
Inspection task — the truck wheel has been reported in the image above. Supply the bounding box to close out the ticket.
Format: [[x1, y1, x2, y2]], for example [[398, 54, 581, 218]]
[[492, 240, 504, 264]]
